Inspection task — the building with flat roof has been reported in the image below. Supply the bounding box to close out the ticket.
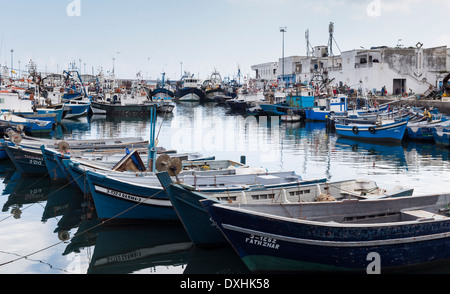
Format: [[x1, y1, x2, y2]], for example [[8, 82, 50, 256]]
[[252, 44, 450, 95]]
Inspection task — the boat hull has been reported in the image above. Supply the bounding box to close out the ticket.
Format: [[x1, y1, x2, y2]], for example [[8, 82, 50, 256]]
[[156, 172, 412, 248], [433, 128, 450, 146], [86, 170, 178, 221], [407, 126, 436, 141], [3, 144, 48, 176], [63, 102, 91, 119], [63, 159, 92, 194], [202, 194, 450, 273], [175, 88, 205, 102], [90, 101, 154, 116], [304, 109, 340, 121], [41, 146, 69, 183], [335, 119, 408, 142]]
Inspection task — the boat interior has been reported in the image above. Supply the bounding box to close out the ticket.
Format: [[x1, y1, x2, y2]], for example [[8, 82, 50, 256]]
[[228, 194, 450, 225]]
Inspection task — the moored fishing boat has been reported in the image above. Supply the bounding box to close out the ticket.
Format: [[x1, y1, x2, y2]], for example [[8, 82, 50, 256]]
[[63, 99, 91, 119], [156, 172, 413, 248], [85, 156, 320, 222], [0, 112, 53, 134], [304, 94, 348, 121], [2, 143, 47, 176], [335, 116, 409, 143], [1, 131, 150, 177], [259, 88, 314, 117], [175, 74, 205, 102], [432, 126, 450, 146], [201, 193, 450, 273]]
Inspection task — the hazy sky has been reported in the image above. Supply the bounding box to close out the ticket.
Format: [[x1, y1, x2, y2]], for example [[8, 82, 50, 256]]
[[0, 0, 449, 81]]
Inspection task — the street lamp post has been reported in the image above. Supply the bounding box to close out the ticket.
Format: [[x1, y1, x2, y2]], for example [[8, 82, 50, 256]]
[[279, 27, 287, 87], [10, 49, 14, 78]]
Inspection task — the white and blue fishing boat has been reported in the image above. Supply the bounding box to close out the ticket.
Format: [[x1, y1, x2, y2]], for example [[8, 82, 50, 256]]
[[150, 73, 176, 113], [259, 88, 314, 116], [175, 74, 205, 102], [156, 172, 413, 248], [335, 116, 409, 143], [201, 193, 450, 273], [0, 89, 64, 125], [0, 112, 53, 134], [62, 153, 233, 195], [63, 99, 91, 119], [304, 94, 348, 121], [58, 69, 94, 118]]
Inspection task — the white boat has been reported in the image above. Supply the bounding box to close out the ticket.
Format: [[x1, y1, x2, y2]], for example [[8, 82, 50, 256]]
[[175, 74, 204, 102]]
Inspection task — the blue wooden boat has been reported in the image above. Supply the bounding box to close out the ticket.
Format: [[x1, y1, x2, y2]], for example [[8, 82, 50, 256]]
[[156, 171, 413, 248], [62, 154, 239, 195], [63, 159, 99, 194], [433, 126, 450, 146], [202, 193, 450, 273], [85, 169, 177, 221], [40, 145, 71, 183], [2, 142, 48, 176], [85, 164, 319, 222], [335, 117, 409, 143], [3, 134, 148, 178], [407, 120, 450, 141], [41, 142, 150, 184], [0, 112, 53, 134], [0, 143, 12, 160], [157, 172, 229, 247]]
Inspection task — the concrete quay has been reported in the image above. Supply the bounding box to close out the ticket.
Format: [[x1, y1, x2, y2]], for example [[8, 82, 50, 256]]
[[348, 97, 450, 115]]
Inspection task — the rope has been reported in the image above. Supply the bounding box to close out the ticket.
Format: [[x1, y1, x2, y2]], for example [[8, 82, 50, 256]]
[[0, 180, 176, 269]]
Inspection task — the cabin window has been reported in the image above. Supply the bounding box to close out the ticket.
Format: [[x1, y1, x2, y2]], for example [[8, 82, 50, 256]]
[[218, 196, 237, 202], [0, 98, 4, 103]]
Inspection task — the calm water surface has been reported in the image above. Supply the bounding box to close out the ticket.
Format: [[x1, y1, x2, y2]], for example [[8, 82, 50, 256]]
[[1, 102, 450, 274]]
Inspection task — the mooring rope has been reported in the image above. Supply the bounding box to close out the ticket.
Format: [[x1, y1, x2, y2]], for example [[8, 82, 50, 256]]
[[0, 179, 176, 269]]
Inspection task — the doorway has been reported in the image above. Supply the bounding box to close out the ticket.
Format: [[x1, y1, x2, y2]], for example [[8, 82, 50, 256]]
[[393, 79, 406, 95]]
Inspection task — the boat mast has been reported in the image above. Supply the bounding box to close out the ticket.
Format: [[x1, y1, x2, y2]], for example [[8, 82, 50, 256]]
[[147, 105, 157, 172]]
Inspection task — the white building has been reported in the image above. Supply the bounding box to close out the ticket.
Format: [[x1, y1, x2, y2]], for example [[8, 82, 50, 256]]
[[251, 61, 278, 83], [252, 44, 450, 95]]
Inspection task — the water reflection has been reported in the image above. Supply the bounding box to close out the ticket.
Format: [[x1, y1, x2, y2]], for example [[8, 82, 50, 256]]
[[335, 137, 408, 168], [2, 104, 450, 274], [86, 222, 192, 274], [42, 184, 95, 242], [2, 172, 53, 218]]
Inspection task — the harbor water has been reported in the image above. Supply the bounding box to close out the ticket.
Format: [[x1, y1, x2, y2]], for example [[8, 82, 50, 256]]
[[1, 102, 450, 274]]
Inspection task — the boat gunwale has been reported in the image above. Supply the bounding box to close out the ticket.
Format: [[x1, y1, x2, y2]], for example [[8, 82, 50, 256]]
[[205, 193, 450, 229]]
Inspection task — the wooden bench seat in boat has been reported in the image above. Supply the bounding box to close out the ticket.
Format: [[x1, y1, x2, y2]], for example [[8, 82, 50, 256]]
[[401, 209, 448, 221]]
